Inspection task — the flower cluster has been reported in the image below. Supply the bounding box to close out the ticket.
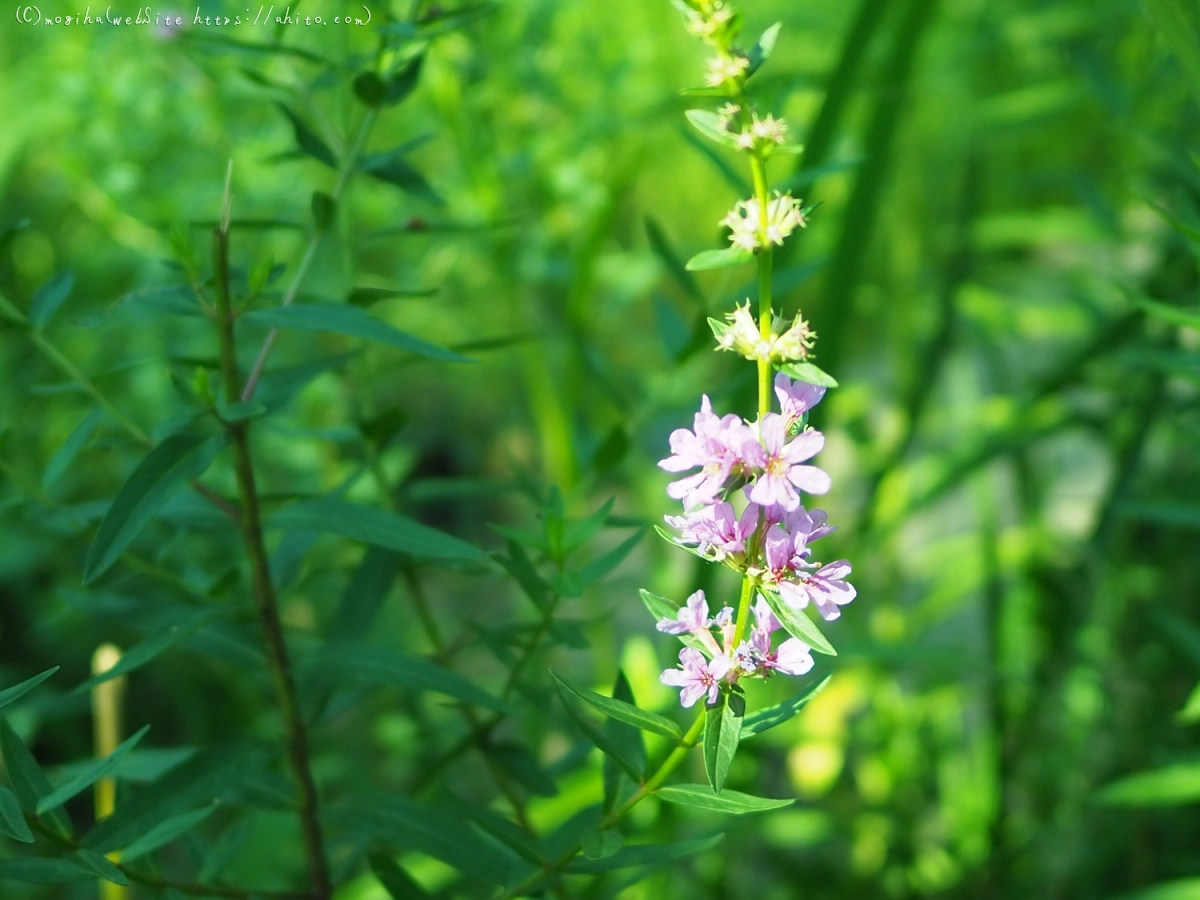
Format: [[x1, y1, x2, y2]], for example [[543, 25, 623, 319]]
[[659, 592, 813, 707], [657, 375, 855, 706], [710, 301, 814, 363], [721, 191, 807, 252], [679, 0, 740, 49]]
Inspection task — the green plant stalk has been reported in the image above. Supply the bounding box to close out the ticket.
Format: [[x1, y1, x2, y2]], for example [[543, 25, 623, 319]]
[[213, 227, 332, 900], [494, 712, 707, 900], [241, 108, 379, 402], [749, 154, 774, 421]]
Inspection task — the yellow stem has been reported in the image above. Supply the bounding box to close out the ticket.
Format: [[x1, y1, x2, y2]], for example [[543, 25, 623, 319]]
[[91, 644, 128, 900]]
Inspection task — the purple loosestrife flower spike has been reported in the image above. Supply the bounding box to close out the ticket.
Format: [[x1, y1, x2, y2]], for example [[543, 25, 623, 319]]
[[745, 415, 831, 511], [663, 501, 759, 562], [774, 373, 826, 432], [660, 647, 732, 708], [658, 396, 753, 508]]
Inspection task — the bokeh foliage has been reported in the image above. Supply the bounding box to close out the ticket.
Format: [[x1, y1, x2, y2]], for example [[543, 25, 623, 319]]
[[2, 0, 1200, 897]]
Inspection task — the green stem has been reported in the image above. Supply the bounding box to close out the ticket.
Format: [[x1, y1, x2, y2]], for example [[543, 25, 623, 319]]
[[213, 227, 332, 900], [731, 574, 756, 648], [494, 712, 706, 900], [749, 154, 774, 420]]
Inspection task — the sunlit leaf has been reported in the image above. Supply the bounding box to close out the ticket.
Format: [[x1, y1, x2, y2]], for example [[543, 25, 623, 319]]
[[742, 677, 831, 738], [657, 784, 793, 814], [685, 247, 754, 271], [244, 304, 472, 362], [551, 671, 681, 739], [760, 590, 837, 656], [704, 691, 744, 794], [565, 834, 725, 873], [270, 498, 484, 560]]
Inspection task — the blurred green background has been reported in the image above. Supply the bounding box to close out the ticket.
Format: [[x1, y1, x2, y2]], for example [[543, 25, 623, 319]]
[[2, 0, 1200, 897]]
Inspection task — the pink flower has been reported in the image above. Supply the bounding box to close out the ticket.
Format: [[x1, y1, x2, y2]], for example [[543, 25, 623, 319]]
[[659, 396, 754, 508], [664, 501, 760, 561], [774, 373, 825, 432], [660, 647, 732, 707], [744, 414, 831, 512], [783, 560, 856, 621]]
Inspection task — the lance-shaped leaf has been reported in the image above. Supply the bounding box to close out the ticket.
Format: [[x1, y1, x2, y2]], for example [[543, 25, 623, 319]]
[[361, 151, 443, 204], [685, 247, 754, 271], [742, 676, 831, 738], [37, 725, 150, 814], [553, 679, 644, 782], [119, 803, 218, 861], [43, 409, 101, 491], [0, 719, 72, 837], [746, 22, 782, 77], [83, 431, 229, 584], [1096, 764, 1200, 807], [760, 590, 837, 656], [581, 828, 624, 860], [1138, 297, 1200, 332], [0, 667, 59, 710], [270, 498, 483, 560], [29, 270, 74, 329], [657, 784, 793, 814], [369, 851, 432, 899], [684, 109, 738, 148], [775, 360, 839, 388], [575, 528, 645, 589], [0, 858, 93, 883], [563, 497, 616, 557], [275, 103, 336, 168], [446, 792, 544, 866], [551, 671, 681, 739], [0, 786, 33, 842], [69, 849, 129, 886], [565, 833, 725, 873], [639, 589, 710, 655], [602, 672, 645, 814], [244, 304, 471, 363], [490, 741, 558, 796], [704, 690, 744, 794], [307, 646, 509, 712]]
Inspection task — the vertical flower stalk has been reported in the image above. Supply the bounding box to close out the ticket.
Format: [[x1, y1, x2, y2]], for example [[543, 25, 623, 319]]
[[649, 0, 855, 785]]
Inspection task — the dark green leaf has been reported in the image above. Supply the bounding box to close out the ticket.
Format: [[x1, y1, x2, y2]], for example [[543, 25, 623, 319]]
[[0, 858, 91, 883], [73, 608, 227, 693], [553, 680, 644, 782], [0, 667, 59, 710], [83, 741, 261, 854], [307, 646, 509, 712], [43, 411, 101, 490], [551, 671, 681, 739], [704, 691, 744, 794], [369, 851, 431, 899], [493, 540, 551, 611], [119, 803, 218, 861], [657, 784, 793, 814], [1145, 0, 1200, 108], [311, 191, 336, 231], [490, 741, 558, 796], [447, 793, 544, 866], [0, 719, 72, 837], [329, 547, 399, 643], [37, 726, 150, 814], [577, 529, 645, 588], [645, 218, 704, 305], [69, 849, 129, 885], [347, 286, 439, 306], [685, 247, 754, 271], [360, 151, 442, 204], [354, 71, 388, 107], [275, 103, 336, 168], [270, 498, 483, 560], [581, 829, 624, 860], [563, 498, 616, 558], [742, 677, 831, 738], [0, 786, 33, 842], [244, 304, 472, 363], [775, 360, 839, 388], [684, 109, 738, 148], [30, 270, 74, 329], [385, 55, 424, 105], [602, 672, 644, 814], [83, 431, 229, 584], [255, 352, 357, 413], [565, 833, 724, 873], [591, 426, 629, 473], [761, 589, 837, 656]]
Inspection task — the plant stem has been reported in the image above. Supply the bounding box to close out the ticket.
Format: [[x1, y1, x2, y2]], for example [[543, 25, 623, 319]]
[[731, 574, 755, 648], [494, 712, 706, 900], [241, 108, 379, 402], [213, 225, 332, 900], [749, 154, 774, 421]]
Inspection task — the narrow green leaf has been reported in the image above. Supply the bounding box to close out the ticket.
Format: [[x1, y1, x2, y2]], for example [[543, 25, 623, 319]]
[[684, 109, 738, 148], [70, 849, 129, 886], [275, 103, 336, 168], [576, 529, 645, 588], [43, 409, 102, 490], [119, 803, 217, 861], [83, 431, 229, 584], [255, 352, 357, 413], [0, 786, 34, 842], [270, 498, 483, 560], [685, 247, 754, 271], [551, 671, 681, 739], [0, 667, 59, 710], [37, 726, 150, 814], [311, 191, 336, 231], [746, 22, 782, 77], [1144, 0, 1200, 109], [329, 547, 399, 643], [761, 590, 837, 656], [360, 151, 442, 204], [353, 71, 388, 107], [446, 792, 544, 866], [553, 680, 644, 782], [1112, 878, 1200, 900], [0, 719, 72, 837], [775, 360, 839, 388], [385, 54, 424, 105], [704, 691, 744, 794], [307, 646, 509, 712], [639, 588, 679, 621], [565, 833, 725, 873], [73, 609, 227, 694], [1178, 680, 1200, 724], [347, 286, 438, 306], [742, 677, 831, 738], [602, 672, 644, 814], [369, 851, 431, 899], [493, 540, 551, 611], [490, 741, 558, 796], [563, 498, 616, 557], [1096, 764, 1200, 807], [83, 741, 260, 854], [215, 399, 267, 423], [581, 828, 624, 860], [30, 270, 74, 329], [645, 218, 704, 305], [244, 304, 471, 363], [657, 784, 793, 814], [0, 858, 92, 883], [1137, 297, 1200, 332]]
